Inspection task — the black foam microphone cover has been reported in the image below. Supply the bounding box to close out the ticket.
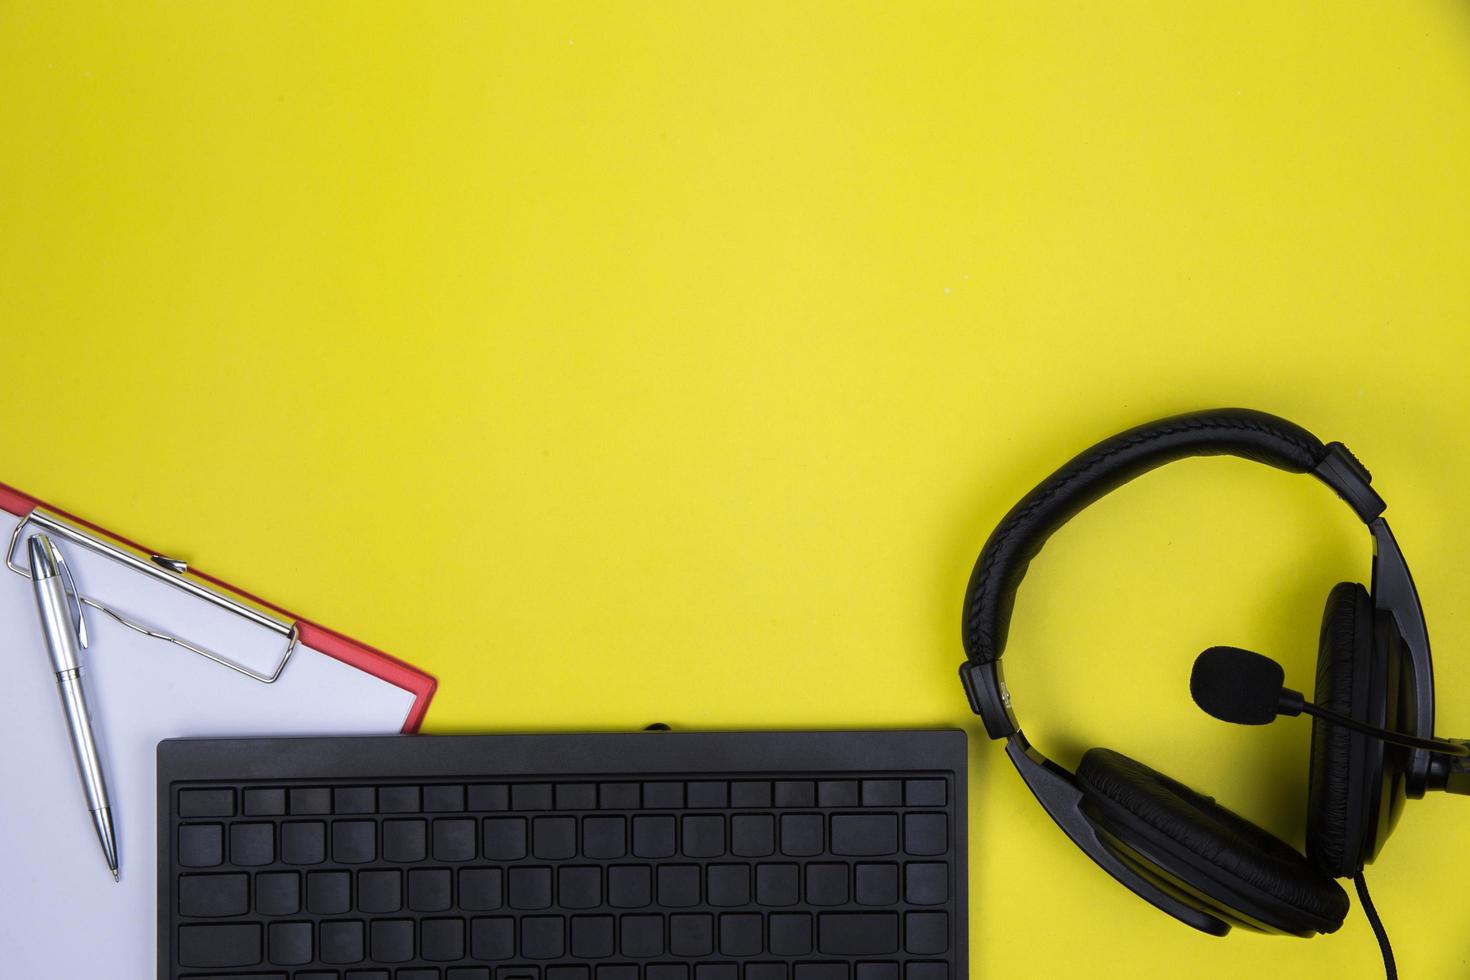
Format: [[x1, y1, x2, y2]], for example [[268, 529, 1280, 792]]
[[1190, 646, 1286, 725]]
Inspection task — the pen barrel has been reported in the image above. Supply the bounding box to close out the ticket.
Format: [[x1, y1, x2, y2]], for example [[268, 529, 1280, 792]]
[[32, 570, 80, 673], [55, 669, 111, 814]]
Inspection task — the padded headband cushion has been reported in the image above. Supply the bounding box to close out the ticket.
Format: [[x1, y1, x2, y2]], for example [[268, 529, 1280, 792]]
[[962, 409, 1329, 664], [1307, 582, 1375, 878], [1077, 748, 1349, 934]]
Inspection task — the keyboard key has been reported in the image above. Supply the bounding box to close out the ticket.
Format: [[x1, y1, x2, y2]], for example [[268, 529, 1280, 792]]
[[696, 967, 739, 980], [399, 971, 439, 980], [904, 814, 947, 856], [267, 920, 313, 965], [854, 864, 899, 906], [597, 967, 639, 980], [383, 818, 428, 862], [425, 783, 467, 812], [559, 865, 602, 909], [178, 873, 248, 917], [906, 965, 947, 980], [468, 783, 509, 811], [461, 867, 504, 911], [423, 917, 467, 960], [379, 785, 422, 813], [409, 868, 453, 912], [513, 783, 553, 810], [522, 915, 566, 958], [905, 779, 947, 806], [178, 922, 262, 967], [231, 822, 275, 866], [307, 870, 351, 914], [831, 814, 898, 856], [707, 864, 750, 906], [571, 914, 615, 958], [670, 913, 714, 956], [817, 781, 859, 807], [533, 816, 577, 859], [904, 911, 948, 955], [770, 913, 813, 956], [334, 786, 376, 813], [861, 780, 903, 806], [644, 781, 684, 808], [796, 966, 848, 980], [687, 781, 728, 808], [806, 864, 849, 906], [484, 817, 528, 859], [178, 823, 223, 867], [730, 781, 772, 807], [451, 970, 494, 980], [556, 783, 597, 810], [242, 787, 286, 816], [718, 913, 762, 956], [658, 864, 701, 907], [321, 919, 366, 964], [583, 815, 627, 859], [551, 969, 592, 980], [508, 866, 553, 909], [435, 817, 478, 861], [649, 966, 690, 980], [906, 862, 948, 905], [780, 813, 824, 856], [290, 787, 332, 815], [281, 821, 326, 864], [333, 819, 376, 863], [756, 863, 799, 906], [599, 782, 640, 809], [347, 971, 390, 980], [774, 781, 815, 807], [179, 788, 235, 817], [608, 864, 652, 908], [817, 912, 899, 955], [682, 815, 725, 857], [359, 869, 403, 913], [471, 916, 515, 960], [255, 871, 300, 915], [856, 966, 899, 980], [731, 814, 775, 857], [632, 815, 676, 858], [370, 918, 415, 962], [621, 914, 664, 956]]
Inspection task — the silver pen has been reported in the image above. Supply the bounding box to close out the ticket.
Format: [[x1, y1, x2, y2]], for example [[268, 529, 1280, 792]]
[[29, 533, 119, 882]]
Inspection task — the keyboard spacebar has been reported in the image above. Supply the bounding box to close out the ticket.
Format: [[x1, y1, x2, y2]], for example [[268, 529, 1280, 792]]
[[818, 912, 900, 954]]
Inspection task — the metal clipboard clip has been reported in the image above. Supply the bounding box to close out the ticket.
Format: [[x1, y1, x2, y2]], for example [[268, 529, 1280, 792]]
[[6, 508, 298, 683]]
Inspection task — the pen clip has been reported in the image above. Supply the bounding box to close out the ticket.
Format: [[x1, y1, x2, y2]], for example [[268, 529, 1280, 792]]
[[48, 538, 89, 649]]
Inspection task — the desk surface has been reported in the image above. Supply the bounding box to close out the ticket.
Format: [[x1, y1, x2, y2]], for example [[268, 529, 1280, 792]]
[[3, 3, 1469, 975]]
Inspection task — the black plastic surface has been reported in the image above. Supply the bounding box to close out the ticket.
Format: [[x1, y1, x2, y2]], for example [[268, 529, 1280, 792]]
[[158, 730, 967, 980]]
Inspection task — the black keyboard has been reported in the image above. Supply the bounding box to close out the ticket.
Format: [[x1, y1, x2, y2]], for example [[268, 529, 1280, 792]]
[[158, 730, 966, 980]]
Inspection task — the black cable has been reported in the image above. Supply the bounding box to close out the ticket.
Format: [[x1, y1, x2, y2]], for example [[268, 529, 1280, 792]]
[[1354, 871, 1397, 980]]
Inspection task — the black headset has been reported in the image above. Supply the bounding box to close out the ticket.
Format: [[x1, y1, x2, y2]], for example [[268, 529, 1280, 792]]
[[957, 408, 1461, 940]]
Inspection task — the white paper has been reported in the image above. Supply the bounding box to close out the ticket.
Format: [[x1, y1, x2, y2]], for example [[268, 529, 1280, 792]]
[[0, 510, 417, 977]]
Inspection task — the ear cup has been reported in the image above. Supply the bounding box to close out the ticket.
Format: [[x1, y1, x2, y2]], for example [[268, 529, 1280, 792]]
[[1306, 581, 1379, 877], [1077, 748, 1348, 934]]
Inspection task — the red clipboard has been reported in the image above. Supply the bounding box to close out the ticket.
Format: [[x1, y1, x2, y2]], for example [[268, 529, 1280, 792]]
[[0, 480, 436, 732]]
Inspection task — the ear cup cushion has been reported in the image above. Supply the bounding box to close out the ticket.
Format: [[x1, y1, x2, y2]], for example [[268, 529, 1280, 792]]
[[1077, 748, 1348, 933], [1307, 581, 1376, 877]]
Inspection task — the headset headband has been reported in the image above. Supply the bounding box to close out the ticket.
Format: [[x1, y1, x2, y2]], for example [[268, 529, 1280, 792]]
[[962, 409, 1383, 668]]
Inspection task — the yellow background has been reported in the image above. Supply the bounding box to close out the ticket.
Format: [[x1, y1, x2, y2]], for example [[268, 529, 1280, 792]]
[[3, 2, 1469, 975]]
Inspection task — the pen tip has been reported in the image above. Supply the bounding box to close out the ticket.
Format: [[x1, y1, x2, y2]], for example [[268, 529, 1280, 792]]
[[112, 870, 119, 882]]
